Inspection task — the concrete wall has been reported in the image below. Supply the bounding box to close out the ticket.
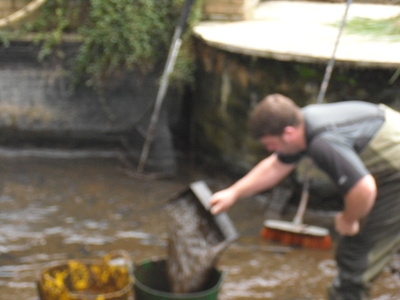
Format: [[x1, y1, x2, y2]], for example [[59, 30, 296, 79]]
[[0, 40, 179, 174], [190, 39, 400, 176], [2, 37, 400, 178]]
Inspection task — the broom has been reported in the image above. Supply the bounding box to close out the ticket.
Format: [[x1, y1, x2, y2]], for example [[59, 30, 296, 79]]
[[261, 176, 332, 250], [260, 0, 353, 250]]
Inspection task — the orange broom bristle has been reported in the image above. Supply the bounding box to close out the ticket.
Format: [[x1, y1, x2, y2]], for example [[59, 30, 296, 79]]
[[260, 227, 332, 250]]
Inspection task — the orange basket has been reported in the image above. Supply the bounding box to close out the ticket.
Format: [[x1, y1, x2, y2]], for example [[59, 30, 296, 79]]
[[37, 250, 133, 300]]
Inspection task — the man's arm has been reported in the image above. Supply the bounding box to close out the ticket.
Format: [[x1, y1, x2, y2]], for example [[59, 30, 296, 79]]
[[210, 153, 295, 214], [335, 174, 377, 236]]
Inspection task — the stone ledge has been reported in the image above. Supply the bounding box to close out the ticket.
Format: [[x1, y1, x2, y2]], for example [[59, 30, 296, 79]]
[[193, 1, 400, 68]]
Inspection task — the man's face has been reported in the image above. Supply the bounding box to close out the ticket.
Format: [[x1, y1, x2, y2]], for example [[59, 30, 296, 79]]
[[259, 126, 303, 155]]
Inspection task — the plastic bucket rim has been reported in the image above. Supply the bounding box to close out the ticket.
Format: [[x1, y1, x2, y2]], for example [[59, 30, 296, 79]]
[[67, 281, 133, 300], [134, 258, 224, 298]]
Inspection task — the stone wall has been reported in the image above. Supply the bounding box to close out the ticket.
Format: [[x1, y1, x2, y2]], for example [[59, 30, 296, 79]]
[[190, 39, 400, 176], [0, 40, 179, 174]]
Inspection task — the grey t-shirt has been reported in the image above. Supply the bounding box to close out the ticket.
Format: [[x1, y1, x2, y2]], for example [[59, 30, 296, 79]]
[[278, 101, 385, 194]]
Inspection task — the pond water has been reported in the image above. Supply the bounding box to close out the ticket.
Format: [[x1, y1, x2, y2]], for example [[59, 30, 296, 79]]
[[0, 148, 399, 300]]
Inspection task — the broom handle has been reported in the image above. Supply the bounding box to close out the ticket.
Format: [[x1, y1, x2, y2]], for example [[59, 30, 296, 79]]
[[290, 0, 351, 229], [0, 0, 48, 28], [291, 0, 352, 228], [137, 0, 195, 172], [292, 176, 310, 226]]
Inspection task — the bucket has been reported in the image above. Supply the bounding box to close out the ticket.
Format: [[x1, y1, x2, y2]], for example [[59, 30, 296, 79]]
[[37, 250, 133, 300], [133, 258, 224, 300]]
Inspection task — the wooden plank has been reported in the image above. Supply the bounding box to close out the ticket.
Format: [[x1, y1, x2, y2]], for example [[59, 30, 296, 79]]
[[203, 0, 259, 21], [16, 0, 32, 4], [203, 0, 246, 12], [0, 0, 29, 10], [203, 0, 258, 8], [0, 0, 47, 28], [205, 0, 245, 3], [204, 6, 246, 15], [0, 0, 30, 18], [0, 2, 12, 9]]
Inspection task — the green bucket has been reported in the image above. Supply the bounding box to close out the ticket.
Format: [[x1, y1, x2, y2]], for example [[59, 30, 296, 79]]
[[133, 258, 224, 300]]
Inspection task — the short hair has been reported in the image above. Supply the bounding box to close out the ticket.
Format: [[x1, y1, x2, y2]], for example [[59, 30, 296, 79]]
[[248, 93, 302, 139]]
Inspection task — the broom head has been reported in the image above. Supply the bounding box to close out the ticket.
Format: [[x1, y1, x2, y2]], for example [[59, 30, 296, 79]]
[[261, 219, 332, 250]]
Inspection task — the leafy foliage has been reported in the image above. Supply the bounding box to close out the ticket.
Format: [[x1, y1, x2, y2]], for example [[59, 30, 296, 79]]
[[0, 0, 202, 90], [75, 0, 180, 88]]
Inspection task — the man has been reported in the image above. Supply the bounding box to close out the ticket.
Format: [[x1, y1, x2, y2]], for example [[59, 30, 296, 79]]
[[210, 93, 400, 300]]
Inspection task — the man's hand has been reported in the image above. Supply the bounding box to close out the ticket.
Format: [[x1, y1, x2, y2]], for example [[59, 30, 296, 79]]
[[209, 188, 238, 215], [335, 212, 360, 236], [335, 174, 376, 236]]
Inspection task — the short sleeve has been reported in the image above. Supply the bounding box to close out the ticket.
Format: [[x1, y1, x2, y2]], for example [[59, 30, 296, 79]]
[[308, 133, 370, 195]]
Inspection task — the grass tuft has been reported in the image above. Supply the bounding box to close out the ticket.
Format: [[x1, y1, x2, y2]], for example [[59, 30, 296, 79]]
[[343, 15, 400, 41]]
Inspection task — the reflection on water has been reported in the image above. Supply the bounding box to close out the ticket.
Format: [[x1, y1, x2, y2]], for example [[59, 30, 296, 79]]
[[0, 148, 399, 299]]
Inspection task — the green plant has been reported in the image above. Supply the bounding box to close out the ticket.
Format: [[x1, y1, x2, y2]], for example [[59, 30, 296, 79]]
[[39, 0, 87, 60], [0, 0, 202, 91], [75, 0, 176, 88], [343, 14, 400, 41]]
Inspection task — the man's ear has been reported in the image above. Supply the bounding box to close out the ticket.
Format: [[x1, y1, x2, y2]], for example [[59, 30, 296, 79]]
[[282, 126, 297, 141], [282, 126, 296, 135]]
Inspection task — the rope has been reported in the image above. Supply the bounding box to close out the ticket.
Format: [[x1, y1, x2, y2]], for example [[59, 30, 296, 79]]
[[0, 0, 48, 29], [316, 0, 352, 104]]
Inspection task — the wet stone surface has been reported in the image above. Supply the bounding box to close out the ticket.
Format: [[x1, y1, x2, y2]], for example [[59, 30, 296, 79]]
[[0, 150, 399, 299]]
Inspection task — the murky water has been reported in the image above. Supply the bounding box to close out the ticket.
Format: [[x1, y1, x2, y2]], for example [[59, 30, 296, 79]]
[[0, 148, 399, 300], [166, 193, 228, 293]]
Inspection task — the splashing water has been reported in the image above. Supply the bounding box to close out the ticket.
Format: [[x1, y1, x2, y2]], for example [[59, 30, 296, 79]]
[[166, 193, 228, 294]]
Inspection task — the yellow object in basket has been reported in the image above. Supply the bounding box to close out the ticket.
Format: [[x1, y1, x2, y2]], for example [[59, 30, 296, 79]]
[[38, 250, 133, 300]]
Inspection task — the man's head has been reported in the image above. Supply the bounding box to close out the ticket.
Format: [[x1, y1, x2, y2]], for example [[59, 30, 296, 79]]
[[248, 93, 305, 154]]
